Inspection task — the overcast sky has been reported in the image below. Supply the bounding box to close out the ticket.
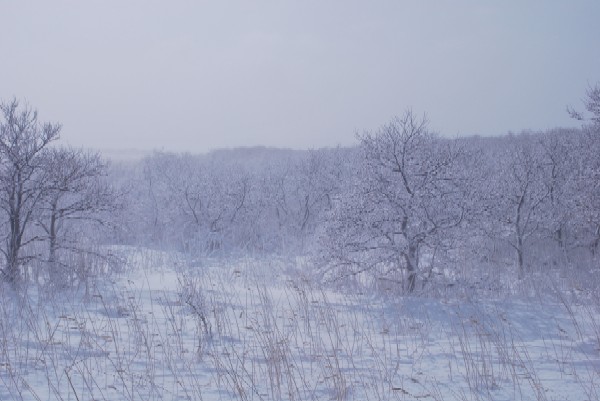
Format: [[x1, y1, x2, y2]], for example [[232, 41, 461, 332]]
[[1, 1, 599, 153]]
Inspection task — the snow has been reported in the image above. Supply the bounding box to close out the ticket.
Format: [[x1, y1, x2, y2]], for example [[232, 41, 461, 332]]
[[0, 248, 598, 401]]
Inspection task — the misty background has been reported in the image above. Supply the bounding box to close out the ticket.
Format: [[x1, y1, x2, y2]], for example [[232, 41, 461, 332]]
[[1, 1, 599, 153]]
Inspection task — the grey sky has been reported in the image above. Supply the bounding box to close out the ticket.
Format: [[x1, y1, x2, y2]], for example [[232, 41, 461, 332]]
[[1, 1, 599, 153]]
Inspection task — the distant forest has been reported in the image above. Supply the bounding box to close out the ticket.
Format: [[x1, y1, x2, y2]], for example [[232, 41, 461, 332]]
[[1, 84, 599, 294]]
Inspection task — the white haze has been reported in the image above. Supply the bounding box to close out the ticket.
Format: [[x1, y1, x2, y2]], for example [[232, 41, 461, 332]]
[[1, 1, 599, 152]]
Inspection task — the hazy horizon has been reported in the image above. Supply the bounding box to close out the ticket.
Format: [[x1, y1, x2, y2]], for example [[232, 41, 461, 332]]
[[2, 1, 599, 153]]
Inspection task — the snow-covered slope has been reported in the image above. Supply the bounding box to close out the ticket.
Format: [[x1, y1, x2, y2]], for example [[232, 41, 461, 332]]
[[1, 248, 598, 401]]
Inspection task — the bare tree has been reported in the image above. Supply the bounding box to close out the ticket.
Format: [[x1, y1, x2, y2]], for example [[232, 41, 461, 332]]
[[39, 147, 118, 286], [0, 99, 60, 284]]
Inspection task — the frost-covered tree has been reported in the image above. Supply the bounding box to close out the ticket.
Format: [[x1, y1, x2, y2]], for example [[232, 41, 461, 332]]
[[567, 83, 600, 254], [321, 110, 466, 292], [495, 138, 549, 278], [138, 152, 254, 255], [263, 148, 349, 252], [533, 128, 593, 258], [471, 127, 599, 279]]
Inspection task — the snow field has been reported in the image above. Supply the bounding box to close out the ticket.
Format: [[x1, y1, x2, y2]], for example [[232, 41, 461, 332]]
[[0, 248, 598, 401]]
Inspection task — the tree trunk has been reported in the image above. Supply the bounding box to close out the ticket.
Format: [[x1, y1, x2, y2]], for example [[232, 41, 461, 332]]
[[515, 188, 526, 280], [48, 201, 60, 285], [516, 232, 525, 280], [405, 244, 418, 292], [5, 202, 22, 285], [5, 240, 20, 284]]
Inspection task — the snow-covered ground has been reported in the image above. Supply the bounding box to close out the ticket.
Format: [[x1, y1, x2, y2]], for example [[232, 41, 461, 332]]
[[1, 248, 598, 401]]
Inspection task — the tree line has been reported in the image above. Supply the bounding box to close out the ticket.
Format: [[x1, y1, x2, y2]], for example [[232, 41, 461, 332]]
[[1, 84, 599, 292]]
